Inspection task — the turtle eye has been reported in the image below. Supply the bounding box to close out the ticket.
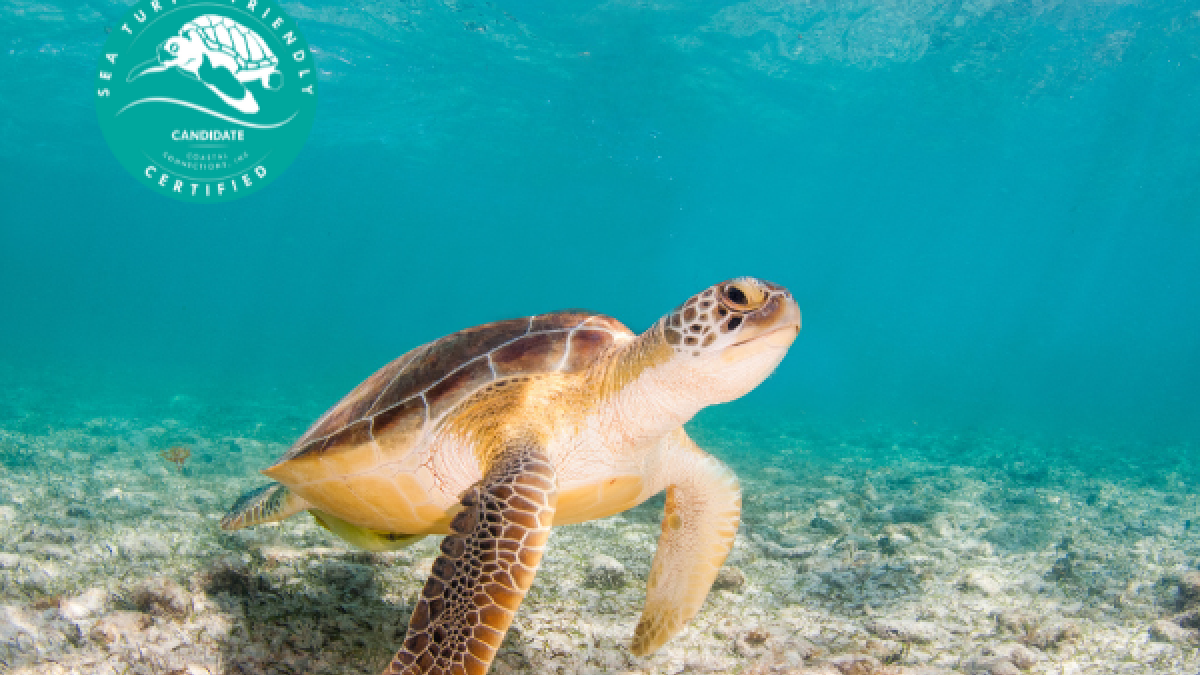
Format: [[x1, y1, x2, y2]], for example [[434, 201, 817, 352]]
[[169, 42, 179, 53], [722, 280, 767, 311]]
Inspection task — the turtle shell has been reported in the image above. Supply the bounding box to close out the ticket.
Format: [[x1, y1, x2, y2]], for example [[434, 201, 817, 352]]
[[272, 311, 633, 468], [183, 15, 278, 71]]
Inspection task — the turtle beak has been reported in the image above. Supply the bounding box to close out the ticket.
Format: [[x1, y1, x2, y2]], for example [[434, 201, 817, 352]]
[[774, 296, 802, 337], [127, 57, 169, 82]]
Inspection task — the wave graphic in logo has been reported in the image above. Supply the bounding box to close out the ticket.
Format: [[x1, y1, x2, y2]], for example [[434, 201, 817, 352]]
[[115, 98, 298, 129]]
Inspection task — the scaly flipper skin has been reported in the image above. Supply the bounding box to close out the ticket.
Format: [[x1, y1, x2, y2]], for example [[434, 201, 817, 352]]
[[632, 434, 742, 656], [385, 442, 557, 675]]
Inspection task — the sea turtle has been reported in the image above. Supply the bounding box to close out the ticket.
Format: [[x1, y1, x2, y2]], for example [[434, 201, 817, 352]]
[[222, 277, 802, 675], [128, 14, 282, 115]]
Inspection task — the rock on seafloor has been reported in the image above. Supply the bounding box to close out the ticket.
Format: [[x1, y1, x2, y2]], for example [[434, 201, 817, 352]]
[[584, 553, 626, 589], [59, 587, 108, 620], [1151, 619, 1199, 645], [713, 565, 746, 591], [1178, 571, 1200, 609], [865, 618, 947, 644], [959, 569, 1003, 596], [90, 610, 152, 645], [132, 576, 193, 618]]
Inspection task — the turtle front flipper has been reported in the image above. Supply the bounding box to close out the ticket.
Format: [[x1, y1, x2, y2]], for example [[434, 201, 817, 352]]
[[220, 481, 310, 530], [631, 434, 742, 656], [385, 441, 557, 675], [198, 53, 259, 114]]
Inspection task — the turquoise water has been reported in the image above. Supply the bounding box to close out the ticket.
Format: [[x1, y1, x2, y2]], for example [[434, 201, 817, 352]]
[[2, 1, 1200, 674], [4, 0, 1199, 440]]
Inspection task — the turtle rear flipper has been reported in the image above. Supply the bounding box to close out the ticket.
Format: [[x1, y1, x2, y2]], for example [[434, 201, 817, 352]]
[[221, 482, 308, 530]]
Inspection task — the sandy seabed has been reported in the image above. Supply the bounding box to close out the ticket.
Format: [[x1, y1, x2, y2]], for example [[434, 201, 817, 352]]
[[1, 407, 1198, 675]]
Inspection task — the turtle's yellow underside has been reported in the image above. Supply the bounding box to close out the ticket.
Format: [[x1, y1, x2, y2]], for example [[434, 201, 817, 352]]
[[264, 368, 652, 535]]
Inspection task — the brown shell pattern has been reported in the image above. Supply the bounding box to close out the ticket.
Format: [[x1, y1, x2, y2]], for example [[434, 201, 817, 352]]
[[276, 312, 633, 463]]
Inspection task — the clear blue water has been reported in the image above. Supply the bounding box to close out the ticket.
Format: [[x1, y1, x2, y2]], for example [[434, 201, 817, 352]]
[[1, 1, 1199, 672], [3, 0, 1198, 444]]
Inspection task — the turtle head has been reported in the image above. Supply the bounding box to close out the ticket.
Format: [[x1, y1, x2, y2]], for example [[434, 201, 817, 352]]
[[158, 35, 202, 72], [128, 36, 194, 82], [658, 277, 800, 404]]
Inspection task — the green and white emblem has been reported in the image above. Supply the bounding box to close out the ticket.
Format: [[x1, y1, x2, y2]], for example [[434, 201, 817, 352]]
[[96, 0, 317, 203]]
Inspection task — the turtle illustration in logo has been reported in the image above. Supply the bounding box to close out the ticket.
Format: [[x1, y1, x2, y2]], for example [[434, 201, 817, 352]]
[[128, 15, 283, 115]]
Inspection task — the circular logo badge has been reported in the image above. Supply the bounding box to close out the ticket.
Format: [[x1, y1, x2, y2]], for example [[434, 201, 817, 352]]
[[96, 0, 317, 203]]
